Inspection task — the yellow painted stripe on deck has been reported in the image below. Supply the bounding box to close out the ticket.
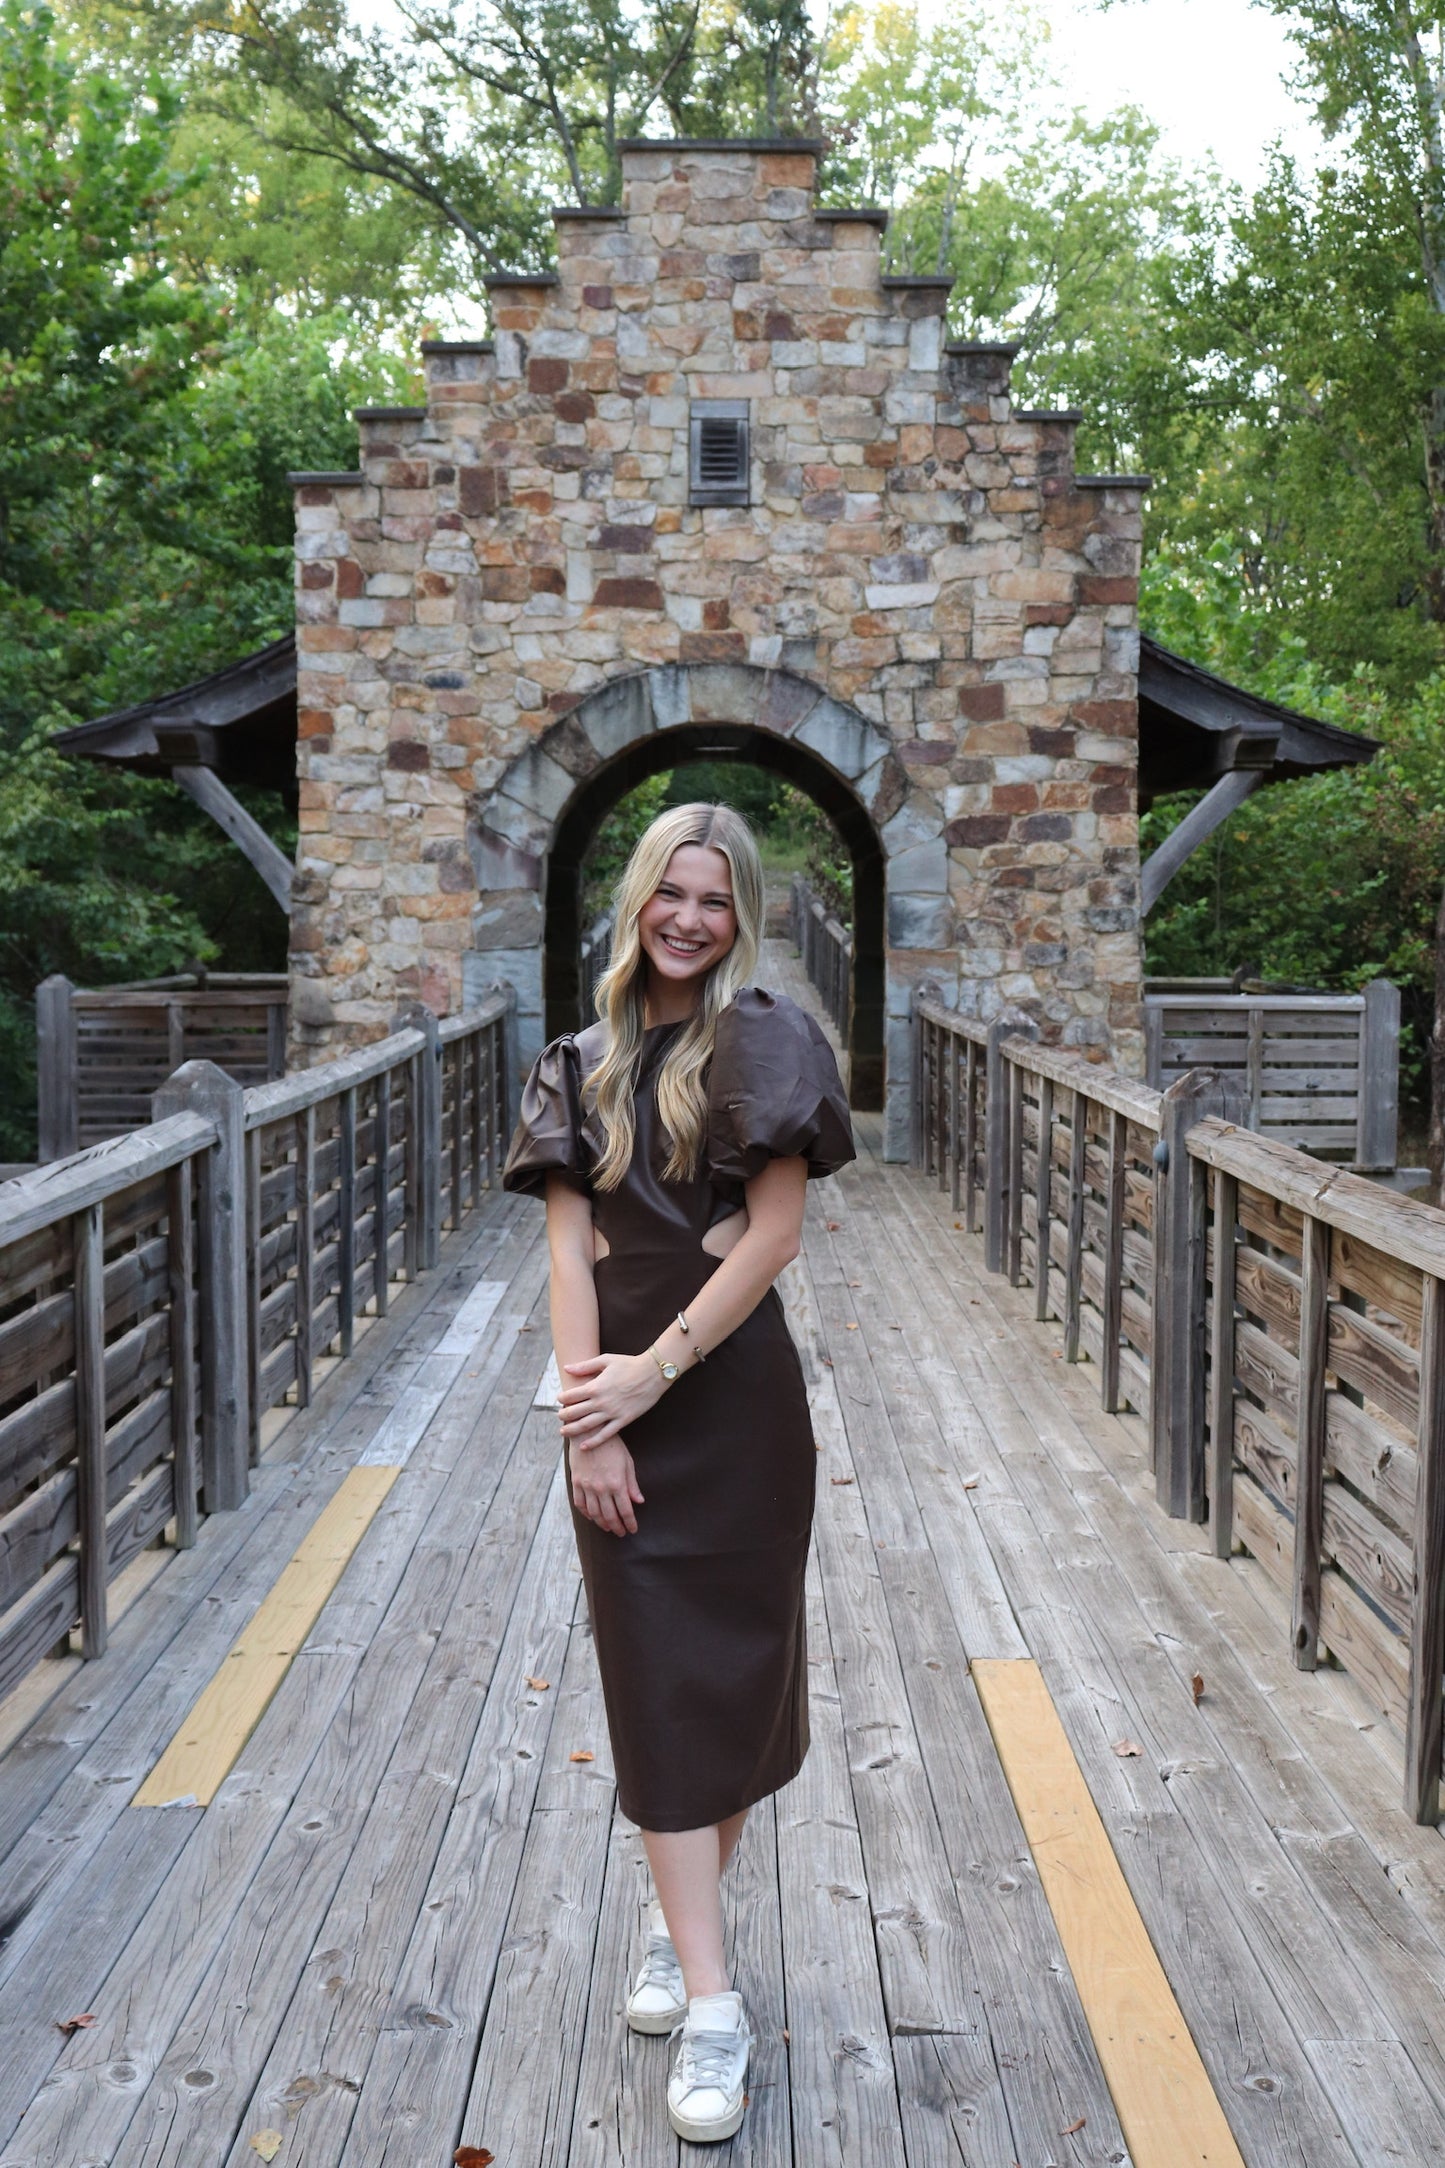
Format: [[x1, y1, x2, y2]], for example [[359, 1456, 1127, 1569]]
[[133, 1465, 399, 1808], [971, 1658, 1247, 2168]]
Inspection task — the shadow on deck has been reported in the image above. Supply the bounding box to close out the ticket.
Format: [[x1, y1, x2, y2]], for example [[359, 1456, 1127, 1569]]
[[1, 950, 1444, 2167]]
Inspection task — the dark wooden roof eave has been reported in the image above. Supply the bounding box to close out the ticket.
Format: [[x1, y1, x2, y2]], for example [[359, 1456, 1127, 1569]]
[[1137, 636, 1379, 805], [51, 633, 300, 797]]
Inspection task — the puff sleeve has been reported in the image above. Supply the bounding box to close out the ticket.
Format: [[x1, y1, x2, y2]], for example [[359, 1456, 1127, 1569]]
[[502, 1035, 593, 1198], [707, 989, 856, 1185]]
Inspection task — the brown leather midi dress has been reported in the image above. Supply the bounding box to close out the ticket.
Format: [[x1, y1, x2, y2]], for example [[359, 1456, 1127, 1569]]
[[503, 987, 854, 1832]]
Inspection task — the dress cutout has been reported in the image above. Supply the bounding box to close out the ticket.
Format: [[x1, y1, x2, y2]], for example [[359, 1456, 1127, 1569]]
[[503, 988, 854, 1830]]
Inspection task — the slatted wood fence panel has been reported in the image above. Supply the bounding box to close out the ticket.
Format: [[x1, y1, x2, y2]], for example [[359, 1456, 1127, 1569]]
[[242, 994, 514, 1438], [1145, 983, 1399, 1165], [0, 1119, 214, 1698], [1189, 1121, 1445, 1822], [912, 985, 1445, 1822], [38, 977, 288, 1158]]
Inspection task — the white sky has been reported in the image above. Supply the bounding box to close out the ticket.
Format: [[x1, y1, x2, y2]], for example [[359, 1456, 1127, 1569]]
[[1032, 0, 1322, 188]]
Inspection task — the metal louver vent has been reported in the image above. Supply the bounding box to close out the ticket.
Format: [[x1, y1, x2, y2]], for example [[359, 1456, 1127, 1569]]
[[689, 400, 749, 506]]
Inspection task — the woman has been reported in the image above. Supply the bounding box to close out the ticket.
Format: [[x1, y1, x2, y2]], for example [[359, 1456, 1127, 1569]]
[[503, 801, 854, 2143]]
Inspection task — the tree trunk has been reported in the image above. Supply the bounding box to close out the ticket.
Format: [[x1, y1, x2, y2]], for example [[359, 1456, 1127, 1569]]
[[1431, 874, 1445, 1202]]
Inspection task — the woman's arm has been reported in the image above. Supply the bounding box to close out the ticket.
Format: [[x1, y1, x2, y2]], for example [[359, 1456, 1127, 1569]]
[[544, 1174, 644, 1535], [558, 1155, 808, 1450]]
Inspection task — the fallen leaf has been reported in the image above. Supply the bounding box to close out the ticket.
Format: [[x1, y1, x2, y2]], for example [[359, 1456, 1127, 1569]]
[[56, 2012, 95, 2034], [569, 1749, 595, 1763], [781, 2028, 790, 2043], [1112, 1739, 1143, 1758], [1191, 1672, 1205, 1705], [517, 1323, 533, 1332], [249, 2135, 283, 2162], [526, 1675, 550, 1691], [953, 1220, 963, 1229], [848, 1280, 861, 1288], [889, 1323, 903, 1330], [454, 2150, 496, 2167], [961, 1475, 980, 1490], [830, 1475, 854, 1486], [820, 1356, 834, 1368], [844, 1322, 859, 1331], [1062, 2116, 1086, 2135], [826, 1220, 841, 1231]]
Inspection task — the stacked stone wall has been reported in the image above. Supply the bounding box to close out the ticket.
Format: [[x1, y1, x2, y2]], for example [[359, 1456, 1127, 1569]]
[[290, 138, 1145, 1155]]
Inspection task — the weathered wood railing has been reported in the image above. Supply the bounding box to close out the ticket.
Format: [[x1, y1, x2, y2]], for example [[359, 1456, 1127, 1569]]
[[0, 988, 515, 1701], [914, 989, 1445, 1822], [36, 971, 289, 1161], [0, 1117, 217, 1698], [790, 874, 851, 1043]]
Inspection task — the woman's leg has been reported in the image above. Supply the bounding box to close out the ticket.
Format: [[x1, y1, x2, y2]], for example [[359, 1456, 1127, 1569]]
[[717, 1808, 748, 1875], [643, 1827, 729, 1998]]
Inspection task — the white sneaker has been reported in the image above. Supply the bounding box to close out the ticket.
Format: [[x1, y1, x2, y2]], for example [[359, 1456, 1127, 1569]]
[[626, 1899, 686, 2035], [667, 1990, 751, 2143]]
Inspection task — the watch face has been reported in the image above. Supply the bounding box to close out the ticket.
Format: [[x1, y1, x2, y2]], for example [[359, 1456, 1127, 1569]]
[[661, 1361, 679, 1380]]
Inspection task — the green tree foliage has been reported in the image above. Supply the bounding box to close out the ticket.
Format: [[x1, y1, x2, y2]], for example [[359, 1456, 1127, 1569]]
[[1109, 4, 1445, 688], [88, 0, 821, 293], [819, 1, 1200, 448], [582, 773, 671, 917], [0, 2, 407, 1154]]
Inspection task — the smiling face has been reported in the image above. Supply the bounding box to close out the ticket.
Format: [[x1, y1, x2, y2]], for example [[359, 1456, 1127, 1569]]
[[637, 843, 737, 1002]]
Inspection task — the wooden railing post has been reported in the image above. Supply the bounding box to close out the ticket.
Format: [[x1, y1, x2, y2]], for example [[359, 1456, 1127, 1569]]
[[1207, 1166, 1239, 1560], [984, 1012, 1035, 1275], [337, 1084, 357, 1354], [1407, 1272, 1445, 1822], [1033, 1076, 1054, 1322], [963, 1041, 980, 1234], [166, 1155, 199, 1548], [396, 1004, 442, 1271], [153, 1061, 249, 1512], [1100, 1109, 1127, 1409], [1291, 1212, 1330, 1668], [374, 1064, 392, 1316], [74, 1200, 107, 1658], [36, 974, 78, 1163], [1151, 1070, 1247, 1522], [1358, 978, 1401, 1170], [1062, 1091, 1087, 1362]]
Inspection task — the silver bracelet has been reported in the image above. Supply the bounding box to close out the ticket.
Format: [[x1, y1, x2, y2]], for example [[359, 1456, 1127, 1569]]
[[677, 1309, 706, 1363]]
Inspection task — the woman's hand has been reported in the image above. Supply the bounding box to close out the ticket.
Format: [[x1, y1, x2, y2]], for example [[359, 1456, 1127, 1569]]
[[560, 1350, 666, 1450], [569, 1436, 644, 1536]]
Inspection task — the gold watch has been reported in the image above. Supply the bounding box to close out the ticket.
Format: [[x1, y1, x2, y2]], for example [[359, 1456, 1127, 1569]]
[[648, 1342, 680, 1382]]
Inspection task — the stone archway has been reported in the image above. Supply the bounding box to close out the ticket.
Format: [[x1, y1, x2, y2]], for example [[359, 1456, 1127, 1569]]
[[462, 664, 948, 1156]]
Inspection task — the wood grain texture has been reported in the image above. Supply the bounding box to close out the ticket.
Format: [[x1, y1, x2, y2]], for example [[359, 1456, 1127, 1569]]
[[974, 1658, 1246, 2168], [1292, 1215, 1330, 1670], [132, 1465, 400, 1807]]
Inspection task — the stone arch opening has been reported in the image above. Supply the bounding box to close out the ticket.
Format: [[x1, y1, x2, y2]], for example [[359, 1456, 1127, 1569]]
[[467, 664, 939, 1140]]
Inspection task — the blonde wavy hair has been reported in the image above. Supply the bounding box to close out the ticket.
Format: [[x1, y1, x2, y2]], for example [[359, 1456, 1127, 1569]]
[[588, 802, 765, 1191]]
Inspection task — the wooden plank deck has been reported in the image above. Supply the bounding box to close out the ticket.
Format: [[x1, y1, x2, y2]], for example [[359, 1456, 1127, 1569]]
[[3, 945, 1445, 2166]]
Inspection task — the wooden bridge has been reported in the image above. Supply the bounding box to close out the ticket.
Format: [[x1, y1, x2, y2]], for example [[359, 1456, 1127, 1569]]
[[2, 944, 1445, 2166]]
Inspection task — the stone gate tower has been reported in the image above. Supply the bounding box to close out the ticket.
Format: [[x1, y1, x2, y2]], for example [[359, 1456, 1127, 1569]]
[[289, 138, 1145, 1155]]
